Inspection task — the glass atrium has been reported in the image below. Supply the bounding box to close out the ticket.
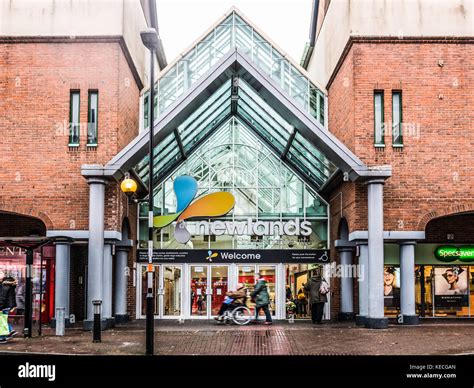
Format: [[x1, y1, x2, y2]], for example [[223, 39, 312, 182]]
[[135, 10, 336, 250]]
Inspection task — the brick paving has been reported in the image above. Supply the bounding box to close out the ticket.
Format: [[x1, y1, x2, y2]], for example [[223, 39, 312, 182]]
[[0, 321, 473, 356]]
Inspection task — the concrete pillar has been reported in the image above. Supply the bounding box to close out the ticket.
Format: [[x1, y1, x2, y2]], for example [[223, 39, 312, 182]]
[[85, 177, 107, 328], [103, 242, 114, 328], [400, 241, 419, 325], [114, 246, 130, 323], [356, 241, 369, 326], [54, 240, 72, 327], [338, 247, 355, 321], [365, 179, 388, 329]]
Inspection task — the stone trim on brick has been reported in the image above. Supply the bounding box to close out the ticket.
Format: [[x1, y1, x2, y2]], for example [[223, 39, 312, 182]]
[[327, 36, 474, 90], [0, 35, 144, 90]]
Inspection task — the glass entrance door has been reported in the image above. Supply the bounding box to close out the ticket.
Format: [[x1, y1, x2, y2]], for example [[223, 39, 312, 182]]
[[162, 265, 182, 317], [190, 265, 208, 317], [237, 264, 277, 318], [140, 265, 160, 317], [139, 264, 183, 319], [210, 266, 228, 316], [190, 265, 229, 318]]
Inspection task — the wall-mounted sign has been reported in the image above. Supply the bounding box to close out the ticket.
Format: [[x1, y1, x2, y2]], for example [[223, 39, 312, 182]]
[[137, 249, 330, 264], [434, 245, 474, 262]]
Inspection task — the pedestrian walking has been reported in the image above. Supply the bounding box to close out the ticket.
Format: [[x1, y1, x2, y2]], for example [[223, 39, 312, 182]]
[[251, 273, 272, 325], [304, 269, 328, 324], [0, 276, 18, 343]]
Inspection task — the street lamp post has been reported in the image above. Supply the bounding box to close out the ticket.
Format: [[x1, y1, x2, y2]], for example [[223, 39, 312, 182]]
[[140, 28, 160, 356]]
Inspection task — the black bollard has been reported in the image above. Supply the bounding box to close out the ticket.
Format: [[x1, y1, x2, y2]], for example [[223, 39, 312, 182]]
[[92, 300, 102, 343]]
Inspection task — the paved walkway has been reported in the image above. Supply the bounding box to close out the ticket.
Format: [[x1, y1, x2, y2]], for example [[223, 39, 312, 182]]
[[1, 321, 474, 356]]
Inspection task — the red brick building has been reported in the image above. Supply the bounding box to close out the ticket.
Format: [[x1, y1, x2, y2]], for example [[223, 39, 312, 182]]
[[0, 0, 165, 328], [303, 0, 474, 325], [0, 1, 473, 333]]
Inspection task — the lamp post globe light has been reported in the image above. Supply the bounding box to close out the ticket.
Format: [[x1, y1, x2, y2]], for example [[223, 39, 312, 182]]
[[120, 175, 138, 196]]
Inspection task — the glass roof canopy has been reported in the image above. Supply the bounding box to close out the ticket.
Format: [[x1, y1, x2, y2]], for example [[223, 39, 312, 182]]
[[135, 77, 337, 192], [134, 9, 336, 194], [152, 11, 326, 126]]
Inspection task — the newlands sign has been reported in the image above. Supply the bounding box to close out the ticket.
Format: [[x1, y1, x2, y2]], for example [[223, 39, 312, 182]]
[[154, 176, 316, 243], [190, 218, 312, 237]]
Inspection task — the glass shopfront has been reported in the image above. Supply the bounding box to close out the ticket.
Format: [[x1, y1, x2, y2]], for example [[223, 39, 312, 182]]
[[135, 118, 331, 320], [415, 265, 471, 318], [384, 244, 474, 318], [0, 245, 55, 325], [285, 263, 321, 319], [137, 257, 331, 320]]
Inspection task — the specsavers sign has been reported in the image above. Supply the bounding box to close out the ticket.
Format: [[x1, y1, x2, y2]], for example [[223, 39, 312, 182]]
[[434, 245, 474, 263]]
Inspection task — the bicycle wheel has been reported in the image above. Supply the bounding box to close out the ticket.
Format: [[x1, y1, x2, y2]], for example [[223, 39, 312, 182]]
[[232, 306, 252, 325]]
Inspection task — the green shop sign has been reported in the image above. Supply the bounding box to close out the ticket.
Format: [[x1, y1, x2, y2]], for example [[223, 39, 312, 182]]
[[434, 245, 474, 262]]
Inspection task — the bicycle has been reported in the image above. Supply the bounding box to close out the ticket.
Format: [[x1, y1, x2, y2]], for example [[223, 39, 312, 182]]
[[216, 304, 253, 325]]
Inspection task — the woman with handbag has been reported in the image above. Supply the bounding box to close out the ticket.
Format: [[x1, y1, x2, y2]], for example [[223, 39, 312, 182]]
[[304, 270, 329, 324]]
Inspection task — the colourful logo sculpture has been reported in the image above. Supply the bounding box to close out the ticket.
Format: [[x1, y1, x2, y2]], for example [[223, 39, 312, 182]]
[[153, 176, 235, 243]]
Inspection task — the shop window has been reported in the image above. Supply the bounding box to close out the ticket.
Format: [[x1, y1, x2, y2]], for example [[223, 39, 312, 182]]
[[416, 265, 471, 318], [374, 90, 384, 146], [142, 85, 158, 130], [433, 266, 469, 317], [470, 267, 474, 318], [69, 90, 80, 146], [392, 91, 402, 147], [415, 265, 434, 317], [383, 266, 400, 317], [87, 91, 98, 146], [0, 248, 55, 325]]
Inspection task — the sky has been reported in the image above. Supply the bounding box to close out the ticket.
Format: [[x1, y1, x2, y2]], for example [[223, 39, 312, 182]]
[[156, 0, 312, 65]]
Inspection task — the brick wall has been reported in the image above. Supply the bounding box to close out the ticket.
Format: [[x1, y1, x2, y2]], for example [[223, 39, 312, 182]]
[[0, 40, 141, 232], [327, 40, 474, 318], [328, 41, 474, 232]]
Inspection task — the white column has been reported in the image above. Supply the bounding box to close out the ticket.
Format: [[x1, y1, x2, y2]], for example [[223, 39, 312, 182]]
[[338, 247, 354, 320], [366, 179, 388, 329], [356, 241, 369, 326], [86, 177, 106, 323], [114, 246, 129, 323], [54, 240, 71, 325], [400, 241, 419, 325], [102, 242, 113, 324]]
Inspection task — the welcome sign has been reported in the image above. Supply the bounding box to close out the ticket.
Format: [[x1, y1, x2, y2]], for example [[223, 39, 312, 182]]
[[137, 249, 330, 264]]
